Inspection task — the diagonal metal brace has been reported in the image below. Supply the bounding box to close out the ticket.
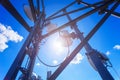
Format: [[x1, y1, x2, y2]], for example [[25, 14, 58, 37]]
[[1, 0, 31, 32]]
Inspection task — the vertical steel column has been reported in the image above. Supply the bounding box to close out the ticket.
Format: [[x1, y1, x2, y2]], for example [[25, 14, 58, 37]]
[[4, 13, 43, 80], [28, 0, 36, 22], [28, 16, 43, 79], [4, 23, 36, 80], [36, 0, 40, 15], [27, 27, 42, 80]]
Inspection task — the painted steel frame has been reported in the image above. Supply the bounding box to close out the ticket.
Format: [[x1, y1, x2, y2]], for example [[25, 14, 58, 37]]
[[0, 0, 119, 80]]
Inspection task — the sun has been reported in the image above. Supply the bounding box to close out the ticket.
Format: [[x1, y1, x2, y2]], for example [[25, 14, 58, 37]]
[[53, 38, 64, 54]]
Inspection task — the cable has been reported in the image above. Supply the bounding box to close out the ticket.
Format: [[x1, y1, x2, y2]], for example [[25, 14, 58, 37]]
[[37, 55, 61, 67], [112, 67, 120, 80], [25, 56, 29, 68], [107, 60, 120, 80], [66, 38, 70, 57], [37, 31, 71, 67], [37, 43, 70, 67]]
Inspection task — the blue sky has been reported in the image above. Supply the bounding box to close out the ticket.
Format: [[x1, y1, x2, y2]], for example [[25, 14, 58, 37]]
[[0, 0, 120, 80]]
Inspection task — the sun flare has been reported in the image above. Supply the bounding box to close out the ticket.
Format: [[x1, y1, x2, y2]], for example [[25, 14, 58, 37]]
[[53, 39, 64, 54]]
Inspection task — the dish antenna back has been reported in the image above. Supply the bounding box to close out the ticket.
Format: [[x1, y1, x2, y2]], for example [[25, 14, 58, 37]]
[[23, 5, 34, 21]]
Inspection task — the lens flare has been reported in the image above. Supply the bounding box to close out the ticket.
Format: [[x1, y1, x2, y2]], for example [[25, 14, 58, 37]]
[[53, 39, 64, 54]]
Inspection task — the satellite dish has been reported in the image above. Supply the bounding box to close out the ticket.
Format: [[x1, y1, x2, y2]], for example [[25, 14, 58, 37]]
[[23, 5, 34, 21], [46, 22, 57, 33], [99, 53, 109, 61], [87, 52, 109, 71], [87, 57, 97, 71]]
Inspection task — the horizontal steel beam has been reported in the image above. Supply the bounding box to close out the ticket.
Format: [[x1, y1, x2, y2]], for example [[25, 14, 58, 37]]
[[1, 0, 31, 32], [47, 1, 104, 20], [47, 1, 120, 20], [47, 1, 76, 19], [80, 1, 120, 18]]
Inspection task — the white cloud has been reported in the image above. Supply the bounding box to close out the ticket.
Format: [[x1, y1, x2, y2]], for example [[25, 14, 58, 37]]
[[106, 51, 111, 55], [0, 34, 8, 52], [70, 53, 84, 64], [113, 45, 120, 50], [36, 63, 40, 66], [0, 23, 23, 52]]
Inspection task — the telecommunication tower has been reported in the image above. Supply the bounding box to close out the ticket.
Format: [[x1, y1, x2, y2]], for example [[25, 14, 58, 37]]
[[0, 0, 120, 80]]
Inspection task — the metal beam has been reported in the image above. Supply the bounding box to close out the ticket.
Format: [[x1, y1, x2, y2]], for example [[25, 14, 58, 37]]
[[4, 28, 33, 79], [1, 0, 31, 32], [80, 1, 120, 18], [48, 1, 118, 80], [0, 0, 3, 3], [28, 0, 36, 22], [47, 1, 76, 19], [47, 1, 104, 20], [27, 30, 41, 80], [36, 0, 40, 15], [4, 14, 43, 80], [41, 0, 45, 11], [87, 50, 114, 80], [43, 0, 113, 39]]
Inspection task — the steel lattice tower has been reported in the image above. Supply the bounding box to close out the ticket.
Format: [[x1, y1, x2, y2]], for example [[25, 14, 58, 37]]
[[0, 0, 120, 80]]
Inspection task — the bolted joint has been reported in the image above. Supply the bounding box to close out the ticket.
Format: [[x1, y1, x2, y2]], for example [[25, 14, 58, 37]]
[[70, 32, 78, 39], [19, 67, 28, 75], [98, 5, 108, 15]]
